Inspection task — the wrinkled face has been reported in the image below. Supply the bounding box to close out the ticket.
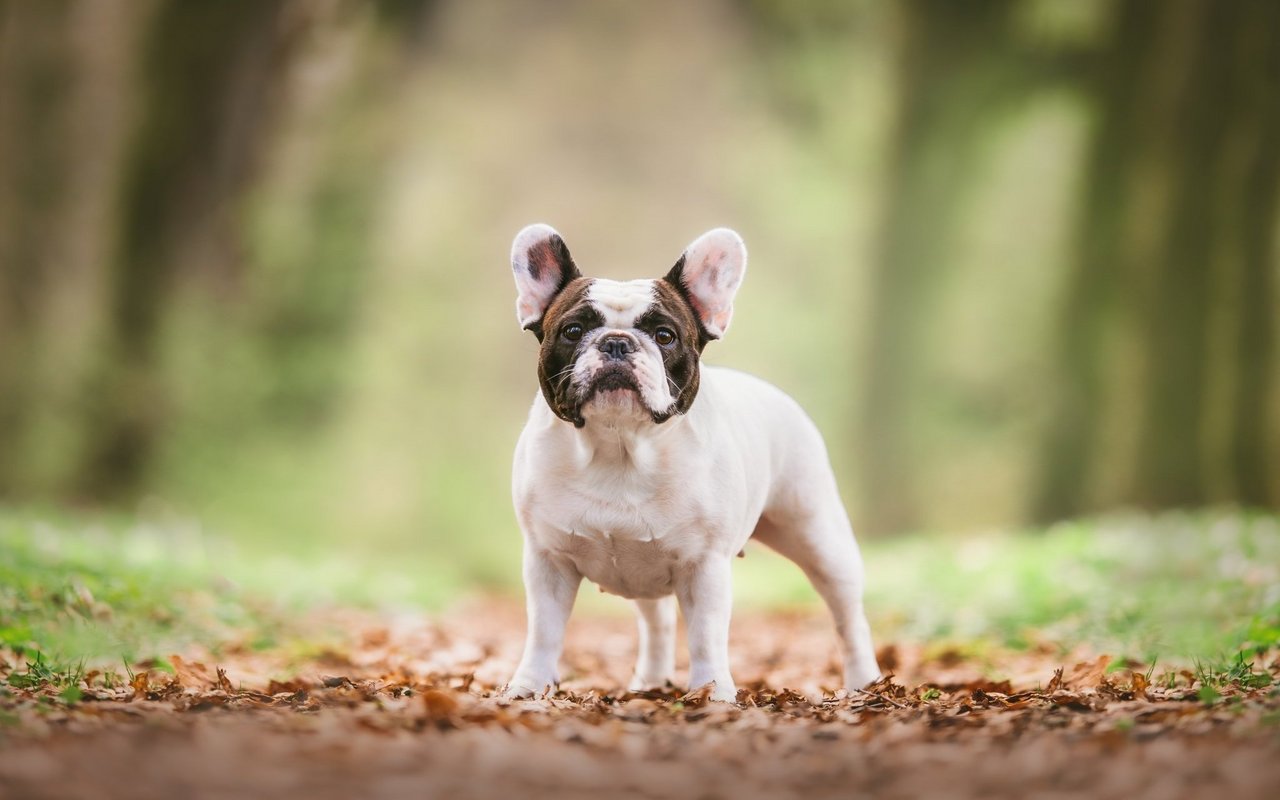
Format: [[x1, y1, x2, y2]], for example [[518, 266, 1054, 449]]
[[510, 225, 747, 428], [537, 277, 704, 426]]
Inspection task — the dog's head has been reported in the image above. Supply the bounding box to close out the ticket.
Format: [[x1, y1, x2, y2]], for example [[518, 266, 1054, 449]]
[[510, 225, 747, 428]]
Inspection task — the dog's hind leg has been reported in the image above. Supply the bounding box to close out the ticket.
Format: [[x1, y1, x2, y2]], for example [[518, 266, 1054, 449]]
[[752, 508, 880, 690], [629, 596, 677, 691]]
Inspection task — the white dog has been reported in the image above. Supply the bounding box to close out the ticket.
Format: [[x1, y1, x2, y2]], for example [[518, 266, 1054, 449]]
[[505, 224, 879, 702]]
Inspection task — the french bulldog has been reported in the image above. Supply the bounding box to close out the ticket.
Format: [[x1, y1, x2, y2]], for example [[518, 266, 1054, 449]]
[[505, 224, 879, 702]]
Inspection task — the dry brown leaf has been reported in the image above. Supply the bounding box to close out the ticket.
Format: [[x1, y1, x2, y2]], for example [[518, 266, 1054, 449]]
[[1065, 655, 1111, 690], [1130, 670, 1150, 700], [421, 688, 461, 719], [215, 666, 234, 693], [678, 682, 716, 707]]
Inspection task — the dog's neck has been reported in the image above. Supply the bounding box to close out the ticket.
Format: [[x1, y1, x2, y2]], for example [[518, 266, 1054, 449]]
[[570, 405, 688, 471]]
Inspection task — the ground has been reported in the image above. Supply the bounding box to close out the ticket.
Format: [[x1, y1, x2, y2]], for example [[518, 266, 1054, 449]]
[[3, 600, 1280, 799], [1, 512, 1279, 798]]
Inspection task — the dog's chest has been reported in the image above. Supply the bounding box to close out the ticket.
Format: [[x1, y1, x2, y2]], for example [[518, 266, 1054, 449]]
[[525, 477, 710, 599]]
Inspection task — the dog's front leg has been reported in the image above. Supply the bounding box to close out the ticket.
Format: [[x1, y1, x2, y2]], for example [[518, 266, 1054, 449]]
[[506, 544, 581, 698], [676, 557, 737, 702]]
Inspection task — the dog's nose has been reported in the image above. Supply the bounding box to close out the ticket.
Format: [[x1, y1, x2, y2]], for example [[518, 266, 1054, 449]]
[[597, 333, 636, 361]]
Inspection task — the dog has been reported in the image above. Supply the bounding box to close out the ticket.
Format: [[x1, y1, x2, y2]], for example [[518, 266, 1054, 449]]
[[504, 224, 879, 702]]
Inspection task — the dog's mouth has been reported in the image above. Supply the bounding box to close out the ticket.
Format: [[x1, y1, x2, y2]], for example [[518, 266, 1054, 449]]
[[583, 365, 639, 399], [562, 362, 676, 428]]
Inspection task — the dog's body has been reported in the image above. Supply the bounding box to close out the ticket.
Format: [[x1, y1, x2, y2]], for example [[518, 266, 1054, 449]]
[[506, 225, 879, 702]]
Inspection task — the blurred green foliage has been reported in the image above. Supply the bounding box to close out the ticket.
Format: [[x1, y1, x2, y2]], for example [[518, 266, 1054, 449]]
[[0, 0, 1276, 590]]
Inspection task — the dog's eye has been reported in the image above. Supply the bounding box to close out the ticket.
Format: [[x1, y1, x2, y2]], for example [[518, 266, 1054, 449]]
[[562, 323, 584, 342], [654, 328, 677, 347]]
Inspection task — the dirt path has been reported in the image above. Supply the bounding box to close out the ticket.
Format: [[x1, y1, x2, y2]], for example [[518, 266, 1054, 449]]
[[2, 601, 1278, 799]]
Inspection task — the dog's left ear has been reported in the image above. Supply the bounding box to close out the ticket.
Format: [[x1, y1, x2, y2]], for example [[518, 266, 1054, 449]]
[[663, 228, 747, 339], [511, 223, 582, 333]]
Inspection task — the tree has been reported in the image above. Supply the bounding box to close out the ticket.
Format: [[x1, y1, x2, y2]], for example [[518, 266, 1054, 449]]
[[1035, 0, 1280, 519], [858, 0, 1031, 534], [0, 1, 77, 495], [74, 0, 297, 500]]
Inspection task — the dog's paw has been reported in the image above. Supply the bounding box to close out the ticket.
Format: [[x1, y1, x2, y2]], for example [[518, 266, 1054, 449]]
[[683, 680, 738, 704], [844, 662, 881, 691], [503, 674, 556, 699]]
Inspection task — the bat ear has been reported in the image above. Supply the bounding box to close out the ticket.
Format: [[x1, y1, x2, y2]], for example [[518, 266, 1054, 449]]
[[663, 228, 746, 339], [511, 224, 582, 331]]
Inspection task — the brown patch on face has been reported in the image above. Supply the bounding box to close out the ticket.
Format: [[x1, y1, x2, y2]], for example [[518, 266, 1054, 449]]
[[640, 279, 706, 419], [537, 277, 593, 340], [535, 277, 599, 426], [652, 277, 708, 351]]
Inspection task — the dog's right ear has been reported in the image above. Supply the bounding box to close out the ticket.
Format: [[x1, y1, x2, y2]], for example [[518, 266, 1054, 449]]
[[511, 224, 582, 335]]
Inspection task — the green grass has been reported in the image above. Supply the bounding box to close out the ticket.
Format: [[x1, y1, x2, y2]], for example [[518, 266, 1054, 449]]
[[739, 509, 1280, 666], [1194, 652, 1274, 692], [0, 509, 460, 676], [2, 508, 1278, 683], [0, 512, 266, 667]]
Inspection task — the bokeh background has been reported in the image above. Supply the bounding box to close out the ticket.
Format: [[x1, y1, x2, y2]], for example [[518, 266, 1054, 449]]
[[1, 0, 1277, 595]]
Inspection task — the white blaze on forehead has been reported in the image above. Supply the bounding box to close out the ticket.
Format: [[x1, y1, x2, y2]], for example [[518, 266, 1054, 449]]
[[586, 279, 657, 329]]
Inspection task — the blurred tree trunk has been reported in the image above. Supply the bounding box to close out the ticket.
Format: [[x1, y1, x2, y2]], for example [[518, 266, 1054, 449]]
[[859, 0, 1025, 534], [0, 0, 433, 504], [1035, 0, 1280, 519], [0, 1, 75, 495], [76, 0, 295, 501], [1227, 17, 1280, 507], [1130, 0, 1275, 508], [1032, 0, 1160, 520], [0, 1, 144, 499]]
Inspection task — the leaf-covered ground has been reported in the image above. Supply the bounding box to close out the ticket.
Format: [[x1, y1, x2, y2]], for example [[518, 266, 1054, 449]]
[[3, 600, 1279, 800], [3, 511, 1279, 798]]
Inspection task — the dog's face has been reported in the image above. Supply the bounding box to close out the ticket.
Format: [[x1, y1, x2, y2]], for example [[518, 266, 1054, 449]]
[[510, 225, 747, 427]]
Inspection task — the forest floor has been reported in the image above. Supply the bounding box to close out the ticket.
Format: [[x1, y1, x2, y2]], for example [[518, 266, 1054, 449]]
[[2, 512, 1279, 798], [2, 602, 1279, 799]]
